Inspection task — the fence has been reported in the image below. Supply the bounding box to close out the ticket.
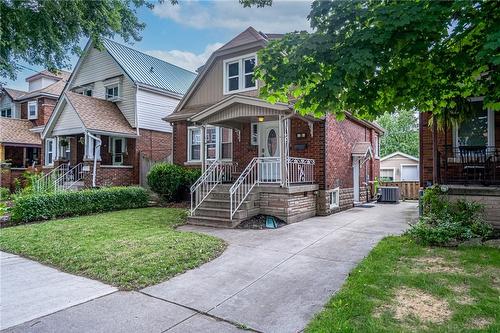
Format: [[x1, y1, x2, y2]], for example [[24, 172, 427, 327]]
[[380, 181, 420, 200], [139, 153, 172, 188]]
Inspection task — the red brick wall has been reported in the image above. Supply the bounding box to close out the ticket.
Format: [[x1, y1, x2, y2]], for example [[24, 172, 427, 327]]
[[233, 123, 259, 172], [19, 97, 57, 126], [172, 121, 188, 166], [324, 114, 380, 190]]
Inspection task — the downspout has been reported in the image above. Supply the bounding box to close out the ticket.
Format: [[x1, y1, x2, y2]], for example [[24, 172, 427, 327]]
[[87, 132, 102, 188]]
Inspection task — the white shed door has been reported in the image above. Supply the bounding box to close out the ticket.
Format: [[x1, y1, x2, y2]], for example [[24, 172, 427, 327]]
[[401, 165, 419, 181]]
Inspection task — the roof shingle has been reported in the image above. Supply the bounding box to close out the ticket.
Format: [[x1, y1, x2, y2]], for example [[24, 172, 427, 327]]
[[0, 118, 41, 145], [65, 92, 136, 136]]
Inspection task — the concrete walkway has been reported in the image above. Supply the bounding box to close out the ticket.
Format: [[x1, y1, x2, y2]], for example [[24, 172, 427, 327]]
[[0, 252, 117, 330], [3, 202, 417, 333]]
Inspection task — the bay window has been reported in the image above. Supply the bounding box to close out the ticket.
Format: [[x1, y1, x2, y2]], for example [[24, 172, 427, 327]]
[[187, 126, 232, 162], [223, 53, 257, 94]]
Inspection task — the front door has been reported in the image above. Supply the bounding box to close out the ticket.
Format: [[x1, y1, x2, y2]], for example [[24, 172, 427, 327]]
[[353, 158, 360, 203], [259, 121, 280, 182]]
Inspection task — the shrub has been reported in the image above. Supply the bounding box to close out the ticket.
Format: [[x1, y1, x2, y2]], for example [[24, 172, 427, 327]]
[[0, 187, 10, 201], [10, 186, 149, 224], [147, 163, 200, 202], [406, 186, 493, 245]]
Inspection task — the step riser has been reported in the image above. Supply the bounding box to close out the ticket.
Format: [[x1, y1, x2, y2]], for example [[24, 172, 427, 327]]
[[200, 201, 255, 210], [208, 192, 259, 201], [187, 217, 240, 228]]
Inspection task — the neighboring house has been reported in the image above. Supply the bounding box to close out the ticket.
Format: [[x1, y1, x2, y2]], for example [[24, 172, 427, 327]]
[[165, 27, 383, 227], [0, 70, 69, 189], [42, 39, 196, 188], [380, 151, 419, 181], [420, 98, 500, 228]]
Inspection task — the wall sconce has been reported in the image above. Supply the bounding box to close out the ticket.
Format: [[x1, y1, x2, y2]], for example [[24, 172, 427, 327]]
[[258, 116, 265, 122], [296, 133, 306, 138]]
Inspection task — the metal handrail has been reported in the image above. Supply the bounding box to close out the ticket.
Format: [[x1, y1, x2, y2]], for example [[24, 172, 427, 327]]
[[229, 157, 259, 220], [35, 163, 69, 192], [56, 163, 87, 191]]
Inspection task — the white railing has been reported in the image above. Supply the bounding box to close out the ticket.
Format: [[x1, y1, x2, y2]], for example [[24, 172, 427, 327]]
[[230, 156, 315, 220], [54, 163, 87, 191], [35, 163, 69, 192], [286, 157, 315, 186], [190, 160, 237, 216]]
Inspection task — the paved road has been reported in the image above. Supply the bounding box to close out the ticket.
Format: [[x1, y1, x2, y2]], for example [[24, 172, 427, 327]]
[[3, 202, 418, 333]]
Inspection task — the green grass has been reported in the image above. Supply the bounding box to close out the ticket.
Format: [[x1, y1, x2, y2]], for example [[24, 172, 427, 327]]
[[0, 208, 226, 290], [307, 236, 500, 333]]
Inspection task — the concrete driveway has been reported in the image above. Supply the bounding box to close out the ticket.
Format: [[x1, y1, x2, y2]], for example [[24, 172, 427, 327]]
[[4, 202, 417, 333]]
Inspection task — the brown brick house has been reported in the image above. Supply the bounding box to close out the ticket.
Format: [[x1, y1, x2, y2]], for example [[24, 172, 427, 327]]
[[41, 39, 196, 189], [0, 70, 69, 190], [165, 27, 383, 227], [420, 99, 500, 228]]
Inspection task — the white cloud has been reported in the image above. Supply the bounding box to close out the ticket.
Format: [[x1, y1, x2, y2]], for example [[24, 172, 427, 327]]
[[153, 0, 312, 33], [145, 42, 224, 72]]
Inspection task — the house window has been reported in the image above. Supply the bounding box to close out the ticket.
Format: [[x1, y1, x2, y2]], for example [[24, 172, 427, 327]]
[[188, 127, 201, 162], [251, 123, 258, 145], [454, 101, 494, 148], [105, 85, 119, 100], [374, 135, 380, 158], [84, 89, 92, 97], [109, 137, 126, 165], [220, 128, 232, 160], [223, 53, 257, 94], [380, 168, 395, 181], [329, 188, 340, 209], [1, 108, 12, 118], [45, 139, 54, 165], [187, 126, 233, 162], [28, 101, 38, 119]]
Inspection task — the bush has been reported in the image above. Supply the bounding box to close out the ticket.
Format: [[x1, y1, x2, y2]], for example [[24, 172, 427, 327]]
[[10, 186, 149, 224], [0, 187, 10, 201], [147, 163, 200, 202], [406, 186, 493, 245]]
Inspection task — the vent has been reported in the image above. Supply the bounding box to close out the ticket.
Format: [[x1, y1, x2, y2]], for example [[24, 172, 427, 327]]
[[379, 186, 400, 203]]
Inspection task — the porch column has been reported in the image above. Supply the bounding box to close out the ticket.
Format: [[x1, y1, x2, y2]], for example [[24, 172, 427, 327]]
[[22, 147, 27, 167], [201, 125, 206, 173], [279, 115, 286, 187]]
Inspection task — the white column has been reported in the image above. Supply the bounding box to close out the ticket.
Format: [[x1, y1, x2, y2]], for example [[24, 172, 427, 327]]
[[95, 135, 101, 161], [54, 136, 60, 160], [201, 125, 206, 173], [279, 115, 285, 187]]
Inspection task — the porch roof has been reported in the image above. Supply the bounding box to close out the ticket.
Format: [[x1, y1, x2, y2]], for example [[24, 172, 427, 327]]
[[352, 142, 373, 158], [0, 118, 41, 146]]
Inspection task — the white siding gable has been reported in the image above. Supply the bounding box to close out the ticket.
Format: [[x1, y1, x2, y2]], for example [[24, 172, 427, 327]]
[[70, 47, 137, 127], [136, 88, 178, 133], [52, 101, 85, 136]]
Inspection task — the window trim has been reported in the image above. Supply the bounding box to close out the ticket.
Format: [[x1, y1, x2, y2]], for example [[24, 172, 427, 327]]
[[45, 138, 55, 166], [109, 137, 126, 166], [187, 126, 233, 163], [380, 167, 396, 181], [223, 53, 257, 95], [452, 103, 494, 149], [251, 123, 259, 145], [28, 100, 38, 120], [105, 83, 120, 101], [1, 107, 12, 118], [329, 187, 340, 209]]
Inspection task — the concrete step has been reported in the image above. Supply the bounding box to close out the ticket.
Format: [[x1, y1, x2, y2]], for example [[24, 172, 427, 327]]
[[200, 199, 255, 210], [208, 191, 259, 201], [187, 216, 242, 228], [194, 207, 259, 220]]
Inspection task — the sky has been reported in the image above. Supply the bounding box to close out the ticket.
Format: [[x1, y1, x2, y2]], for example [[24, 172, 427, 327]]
[[5, 0, 312, 91]]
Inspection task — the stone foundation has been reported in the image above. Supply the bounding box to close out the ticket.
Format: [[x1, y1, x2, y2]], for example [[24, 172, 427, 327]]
[[445, 186, 500, 229], [316, 186, 368, 216]]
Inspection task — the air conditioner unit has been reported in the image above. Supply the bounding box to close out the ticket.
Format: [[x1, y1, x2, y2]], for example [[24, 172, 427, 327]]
[[379, 186, 400, 203]]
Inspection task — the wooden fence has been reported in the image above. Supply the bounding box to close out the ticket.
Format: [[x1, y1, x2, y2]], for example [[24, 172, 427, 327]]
[[139, 153, 172, 188], [380, 181, 420, 200]]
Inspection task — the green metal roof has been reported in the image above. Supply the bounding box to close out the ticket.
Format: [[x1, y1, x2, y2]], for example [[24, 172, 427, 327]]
[[103, 39, 197, 96]]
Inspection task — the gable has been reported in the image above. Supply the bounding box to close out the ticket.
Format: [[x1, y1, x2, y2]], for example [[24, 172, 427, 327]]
[[185, 46, 262, 108], [52, 100, 85, 136], [70, 47, 123, 89]]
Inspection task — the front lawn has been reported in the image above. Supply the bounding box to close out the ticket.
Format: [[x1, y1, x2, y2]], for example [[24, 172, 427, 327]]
[[307, 236, 499, 332], [0, 208, 225, 290]]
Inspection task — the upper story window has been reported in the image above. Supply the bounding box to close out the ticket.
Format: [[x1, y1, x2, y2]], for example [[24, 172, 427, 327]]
[[28, 101, 38, 119], [105, 84, 120, 101], [223, 53, 257, 94], [1, 108, 12, 118]]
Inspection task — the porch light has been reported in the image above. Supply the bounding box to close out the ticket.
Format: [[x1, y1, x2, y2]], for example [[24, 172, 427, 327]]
[[258, 116, 265, 122]]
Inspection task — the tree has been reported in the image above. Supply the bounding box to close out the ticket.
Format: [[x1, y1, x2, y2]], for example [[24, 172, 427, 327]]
[[0, 0, 178, 80], [376, 109, 419, 158], [252, 0, 499, 121]]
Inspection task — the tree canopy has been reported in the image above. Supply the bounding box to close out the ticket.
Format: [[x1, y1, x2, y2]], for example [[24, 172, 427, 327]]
[[376, 109, 419, 158], [0, 0, 179, 80], [253, 0, 499, 120]]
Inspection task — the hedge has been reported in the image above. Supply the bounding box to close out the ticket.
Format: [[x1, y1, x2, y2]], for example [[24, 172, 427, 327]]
[[147, 163, 201, 202], [10, 186, 150, 224]]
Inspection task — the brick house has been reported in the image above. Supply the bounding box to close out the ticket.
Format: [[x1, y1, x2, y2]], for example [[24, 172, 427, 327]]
[[41, 39, 196, 189], [165, 27, 383, 227], [419, 98, 500, 228], [0, 70, 69, 190]]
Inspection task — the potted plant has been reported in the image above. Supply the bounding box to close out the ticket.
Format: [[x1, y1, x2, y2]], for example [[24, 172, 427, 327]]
[[59, 138, 69, 147]]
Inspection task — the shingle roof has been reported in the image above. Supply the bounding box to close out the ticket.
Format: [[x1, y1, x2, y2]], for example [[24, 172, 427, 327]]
[[0, 118, 41, 145], [65, 92, 136, 136], [25, 69, 71, 82], [3, 88, 27, 100], [18, 79, 67, 100], [102, 39, 197, 96], [218, 27, 267, 52]]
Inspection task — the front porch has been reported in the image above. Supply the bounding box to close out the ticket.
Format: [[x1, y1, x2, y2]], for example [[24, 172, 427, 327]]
[[186, 95, 320, 227]]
